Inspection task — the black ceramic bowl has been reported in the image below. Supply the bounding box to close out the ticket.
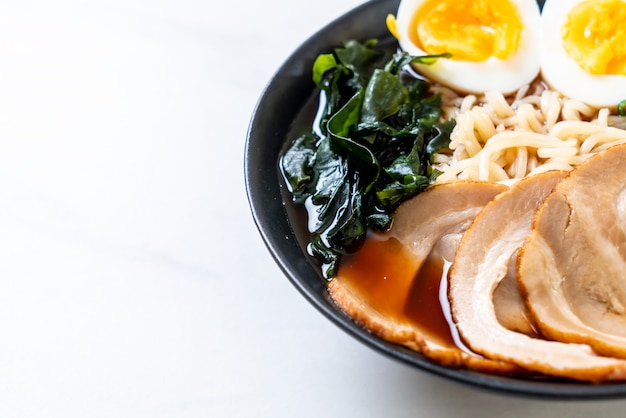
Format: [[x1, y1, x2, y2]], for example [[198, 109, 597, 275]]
[[244, 0, 626, 399]]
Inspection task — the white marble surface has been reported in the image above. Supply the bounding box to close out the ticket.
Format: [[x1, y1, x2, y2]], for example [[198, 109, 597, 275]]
[[0, 0, 625, 416]]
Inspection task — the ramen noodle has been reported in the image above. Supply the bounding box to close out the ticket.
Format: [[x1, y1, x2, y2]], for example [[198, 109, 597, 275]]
[[431, 81, 626, 184]]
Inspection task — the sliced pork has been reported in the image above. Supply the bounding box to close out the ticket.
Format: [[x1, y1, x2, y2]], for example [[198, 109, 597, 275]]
[[518, 143, 626, 359], [449, 170, 626, 382], [329, 181, 521, 374]]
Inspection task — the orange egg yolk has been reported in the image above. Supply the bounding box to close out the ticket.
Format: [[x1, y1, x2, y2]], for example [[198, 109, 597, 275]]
[[409, 0, 523, 62], [562, 0, 626, 75]]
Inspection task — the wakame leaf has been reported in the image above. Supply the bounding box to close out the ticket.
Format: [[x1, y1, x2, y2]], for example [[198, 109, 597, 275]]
[[280, 133, 317, 187], [314, 171, 351, 232], [309, 233, 340, 278], [366, 212, 392, 230], [315, 68, 350, 136], [384, 52, 452, 75], [326, 180, 367, 253], [278, 39, 455, 279], [355, 120, 420, 138], [375, 130, 430, 211], [411, 93, 442, 127], [426, 119, 455, 157], [310, 137, 347, 205], [327, 89, 382, 194], [312, 53, 338, 87], [403, 77, 431, 104], [335, 39, 381, 69], [361, 69, 408, 124], [385, 155, 420, 181], [375, 175, 430, 210], [335, 39, 386, 89], [327, 89, 363, 138]]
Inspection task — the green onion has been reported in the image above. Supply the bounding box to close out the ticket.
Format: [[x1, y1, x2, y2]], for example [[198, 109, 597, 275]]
[[618, 100, 626, 116]]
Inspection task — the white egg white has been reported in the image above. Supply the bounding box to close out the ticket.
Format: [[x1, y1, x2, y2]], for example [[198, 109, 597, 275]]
[[541, 0, 626, 108], [394, 0, 542, 95]]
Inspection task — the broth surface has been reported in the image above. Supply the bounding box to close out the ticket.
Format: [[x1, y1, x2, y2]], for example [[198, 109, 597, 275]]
[[337, 233, 456, 348]]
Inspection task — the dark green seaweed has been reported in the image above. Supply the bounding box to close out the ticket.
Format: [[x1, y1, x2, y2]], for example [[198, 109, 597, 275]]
[[280, 39, 454, 279]]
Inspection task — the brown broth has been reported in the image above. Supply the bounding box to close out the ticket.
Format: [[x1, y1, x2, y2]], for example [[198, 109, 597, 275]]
[[404, 255, 456, 347], [337, 232, 456, 348]]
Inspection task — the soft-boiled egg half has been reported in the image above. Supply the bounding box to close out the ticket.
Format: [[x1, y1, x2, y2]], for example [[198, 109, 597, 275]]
[[388, 0, 542, 94], [541, 0, 626, 107]]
